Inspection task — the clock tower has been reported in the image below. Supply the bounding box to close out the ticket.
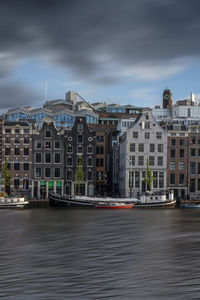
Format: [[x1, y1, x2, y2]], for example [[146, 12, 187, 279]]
[[163, 88, 172, 109]]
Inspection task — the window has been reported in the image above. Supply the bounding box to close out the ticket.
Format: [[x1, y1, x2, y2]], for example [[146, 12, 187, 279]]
[[191, 137, 196, 145], [14, 178, 20, 190], [24, 129, 29, 134], [36, 153, 41, 163], [24, 162, 29, 171], [190, 149, 196, 156], [55, 153, 60, 163], [77, 124, 83, 131], [170, 173, 175, 185], [44, 141, 51, 149], [190, 178, 195, 193], [179, 162, 184, 171], [135, 171, 140, 188], [23, 178, 29, 190], [145, 132, 150, 139], [96, 146, 104, 154], [24, 137, 29, 144], [153, 172, 158, 188], [171, 139, 176, 146], [14, 137, 20, 144], [156, 132, 162, 139], [190, 162, 196, 174], [157, 156, 163, 166], [55, 168, 60, 178], [36, 141, 42, 149], [35, 167, 41, 178], [130, 143, 135, 152], [45, 168, 51, 178], [67, 157, 73, 166], [45, 131, 51, 138], [66, 170, 73, 180], [77, 146, 83, 154], [87, 157, 93, 166], [159, 172, 164, 188], [179, 149, 184, 158], [180, 139, 184, 146], [158, 144, 163, 153], [14, 148, 20, 156], [145, 122, 150, 129], [96, 158, 104, 167], [171, 149, 176, 158], [170, 162, 176, 171], [96, 136, 104, 142], [15, 129, 20, 133], [45, 153, 51, 163], [149, 156, 154, 166], [67, 145, 73, 153], [133, 132, 138, 138], [87, 146, 93, 154], [5, 137, 11, 144], [138, 144, 144, 152], [198, 179, 200, 191], [55, 141, 60, 149], [198, 162, 200, 175], [87, 171, 93, 181], [24, 148, 29, 156], [5, 148, 11, 156], [129, 156, 135, 166], [149, 144, 155, 152], [138, 156, 144, 166], [179, 174, 184, 185], [5, 128, 11, 133], [77, 134, 83, 143], [14, 162, 20, 171]]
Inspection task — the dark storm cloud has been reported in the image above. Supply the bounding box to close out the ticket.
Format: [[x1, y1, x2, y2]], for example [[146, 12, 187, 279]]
[[0, 82, 40, 110], [0, 0, 200, 82]]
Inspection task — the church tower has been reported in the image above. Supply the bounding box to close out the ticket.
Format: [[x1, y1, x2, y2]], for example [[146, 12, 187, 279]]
[[163, 88, 172, 109]]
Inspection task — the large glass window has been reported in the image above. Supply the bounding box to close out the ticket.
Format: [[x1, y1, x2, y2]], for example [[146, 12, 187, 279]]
[[87, 171, 93, 181], [55, 153, 60, 163], [36, 153, 41, 163], [179, 162, 184, 171], [45, 131, 51, 138], [138, 156, 144, 166], [24, 162, 29, 171], [5, 148, 11, 156], [87, 146, 93, 154], [77, 134, 83, 143], [87, 157, 93, 166], [157, 156, 163, 166], [149, 144, 155, 152], [129, 156, 135, 166], [14, 162, 20, 171], [130, 143, 135, 152], [35, 168, 41, 177], [45, 168, 51, 178], [138, 144, 144, 152], [24, 148, 29, 156], [55, 168, 60, 178], [158, 144, 163, 152], [35, 141, 42, 149], [67, 157, 73, 166], [45, 153, 51, 163], [55, 141, 60, 149], [156, 132, 162, 139], [170, 173, 175, 185], [149, 156, 154, 166], [66, 170, 73, 180], [179, 174, 184, 185], [67, 145, 73, 153], [190, 162, 196, 174], [14, 148, 20, 156]]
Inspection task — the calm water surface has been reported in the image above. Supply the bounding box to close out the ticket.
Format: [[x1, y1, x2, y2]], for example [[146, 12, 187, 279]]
[[0, 208, 200, 299]]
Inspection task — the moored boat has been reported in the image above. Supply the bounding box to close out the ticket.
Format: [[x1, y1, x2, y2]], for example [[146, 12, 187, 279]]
[[135, 191, 176, 208], [0, 192, 29, 209], [49, 193, 136, 208]]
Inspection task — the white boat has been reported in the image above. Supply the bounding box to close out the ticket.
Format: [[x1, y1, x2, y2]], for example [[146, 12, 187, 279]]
[[135, 191, 176, 208], [0, 193, 29, 209]]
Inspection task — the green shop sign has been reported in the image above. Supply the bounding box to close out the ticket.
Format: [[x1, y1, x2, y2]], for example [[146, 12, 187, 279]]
[[56, 181, 62, 187], [40, 181, 46, 186]]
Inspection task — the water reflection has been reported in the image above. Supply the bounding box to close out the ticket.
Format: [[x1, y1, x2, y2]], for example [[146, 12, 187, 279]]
[[0, 208, 200, 299]]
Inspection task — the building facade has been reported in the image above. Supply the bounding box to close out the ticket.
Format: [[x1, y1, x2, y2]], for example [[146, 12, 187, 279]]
[[2, 121, 33, 195], [32, 117, 64, 199], [119, 109, 167, 197], [64, 116, 96, 197]]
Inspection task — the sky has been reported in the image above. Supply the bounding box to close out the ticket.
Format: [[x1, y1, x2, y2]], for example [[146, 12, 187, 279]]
[[1, 0, 200, 113]]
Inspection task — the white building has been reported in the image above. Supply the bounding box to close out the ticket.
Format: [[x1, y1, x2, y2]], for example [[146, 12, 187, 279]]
[[119, 109, 167, 197]]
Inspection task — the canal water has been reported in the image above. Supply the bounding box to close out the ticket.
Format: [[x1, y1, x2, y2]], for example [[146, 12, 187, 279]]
[[0, 208, 200, 299]]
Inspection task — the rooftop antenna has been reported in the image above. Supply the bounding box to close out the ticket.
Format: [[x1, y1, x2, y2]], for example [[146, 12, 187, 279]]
[[45, 81, 48, 101]]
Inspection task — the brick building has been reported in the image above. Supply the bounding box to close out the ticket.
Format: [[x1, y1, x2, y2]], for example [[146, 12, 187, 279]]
[[32, 117, 64, 199], [64, 116, 96, 196], [2, 121, 33, 195], [167, 124, 189, 200]]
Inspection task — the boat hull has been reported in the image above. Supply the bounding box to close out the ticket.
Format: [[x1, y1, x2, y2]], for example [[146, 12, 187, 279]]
[[95, 203, 134, 209], [135, 199, 176, 208], [49, 194, 135, 208]]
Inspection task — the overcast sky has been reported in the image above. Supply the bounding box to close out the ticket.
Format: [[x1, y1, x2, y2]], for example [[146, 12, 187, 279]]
[[1, 0, 200, 112]]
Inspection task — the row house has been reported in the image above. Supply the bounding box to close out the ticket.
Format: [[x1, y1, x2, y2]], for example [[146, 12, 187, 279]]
[[167, 124, 189, 200], [2, 121, 33, 195], [64, 116, 96, 197], [119, 109, 167, 197], [188, 126, 200, 200], [32, 117, 64, 199]]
